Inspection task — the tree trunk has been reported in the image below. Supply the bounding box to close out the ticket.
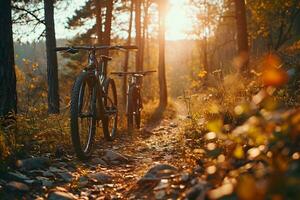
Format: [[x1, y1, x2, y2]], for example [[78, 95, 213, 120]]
[[95, 0, 103, 45], [135, 0, 142, 71], [0, 0, 17, 118], [234, 0, 249, 74], [44, 0, 59, 114], [158, 0, 168, 109], [123, 0, 134, 107], [141, 0, 149, 70], [102, 0, 114, 56]]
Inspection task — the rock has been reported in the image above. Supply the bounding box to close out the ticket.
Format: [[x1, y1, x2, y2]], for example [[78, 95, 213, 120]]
[[180, 172, 190, 182], [6, 181, 29, 193], [42, 180, 53, 187], [185, 182, 208, 200], [87, 172, 112, 183], [16, 157, 50, 170], [111, 160, 121, 165], [24, 179, 38, 186], [53, 162, 68, 168], [43, 170, 55, 177], [155, 190, 166, 200], [91, 158, 107, 166], [49, 167, 67, 173], [139, 164, 178, 183], [154, 180, 169, 191], [58, 172, 73, 182], [78, 176, 89, 187], [7, 171, 30, 181], [102, 150, 129, 163], [0, 179, 7, 185], [48, 191, 77, 200]]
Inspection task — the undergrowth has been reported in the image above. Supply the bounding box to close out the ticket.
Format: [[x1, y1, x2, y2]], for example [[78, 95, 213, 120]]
[[180, 53, 300, 200]]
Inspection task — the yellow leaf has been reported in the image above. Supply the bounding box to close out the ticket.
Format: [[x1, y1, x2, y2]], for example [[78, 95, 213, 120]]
[[207, 119, 223, 133], [234, 145, 244, 159], [198, 70, 207, 78]]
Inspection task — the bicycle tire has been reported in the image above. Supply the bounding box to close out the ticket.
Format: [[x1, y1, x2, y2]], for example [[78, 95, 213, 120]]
[[135, 89, 141, 129], [127, 86, 134, 132], [70, 72, 98, 160], [102, 78, 118, 140]]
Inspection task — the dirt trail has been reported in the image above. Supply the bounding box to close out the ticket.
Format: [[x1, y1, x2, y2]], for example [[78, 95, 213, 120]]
[[0, 101, 195, 199]]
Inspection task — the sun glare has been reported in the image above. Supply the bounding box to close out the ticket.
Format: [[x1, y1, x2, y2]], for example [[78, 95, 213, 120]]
[[166, 0, 193, 40]]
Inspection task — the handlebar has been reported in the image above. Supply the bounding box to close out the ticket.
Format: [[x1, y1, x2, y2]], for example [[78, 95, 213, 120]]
[[55, 45, 138, 53]]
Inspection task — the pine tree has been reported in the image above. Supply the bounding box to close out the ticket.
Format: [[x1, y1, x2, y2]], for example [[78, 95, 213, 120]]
[[44, 0, 60, 114], [158, 0, 168, 109], [0, 0, 17, 118]]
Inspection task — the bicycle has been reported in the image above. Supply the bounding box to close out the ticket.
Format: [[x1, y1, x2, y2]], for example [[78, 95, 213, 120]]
[[111, 71, 156, 131], [56, 45, 137, 160]]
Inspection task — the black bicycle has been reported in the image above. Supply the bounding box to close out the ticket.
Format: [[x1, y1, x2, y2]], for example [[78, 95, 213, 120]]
[[111, 71, 156, 131], [56, 45, 137, 160]]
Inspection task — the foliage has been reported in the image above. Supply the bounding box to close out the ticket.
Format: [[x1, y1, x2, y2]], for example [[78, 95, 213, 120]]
[[182, 53, 300, 199], [248, 0, 300, 50]]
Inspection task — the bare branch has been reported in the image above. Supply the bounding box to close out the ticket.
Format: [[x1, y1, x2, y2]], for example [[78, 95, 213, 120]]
[[12, 5, 45, 25]]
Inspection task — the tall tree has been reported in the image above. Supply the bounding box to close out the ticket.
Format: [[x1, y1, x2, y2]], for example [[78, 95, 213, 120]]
[[95, 0, 103, 45], [234, 0, 249, 74], [123, 0, 134, 105], [0, 0, 17, 118], [158, 0, 168, 108], [102, 0, 114, 56], [141, 0, 150, 70], [135, 0, 143, 71], [65, 0, 114, 72], [44, 0, 59, 114]]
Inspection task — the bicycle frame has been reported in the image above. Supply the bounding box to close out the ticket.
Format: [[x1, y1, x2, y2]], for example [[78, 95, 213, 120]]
[[85, 50, 107, 83]]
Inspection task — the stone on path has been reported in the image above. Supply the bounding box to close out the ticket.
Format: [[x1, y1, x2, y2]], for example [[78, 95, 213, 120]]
[[78, 176, 89, 187], [16, 157, 50, 170], [102, 150, 129, 164], [58, 172, 73, 182], [47, 191, 77, 200], [155, 190, 166, 200], [184, 182, 208, 200], [6, 181, 30, 193], [87, 172, 112, 183], [90, 158, 107, 166], [43, 170, 55, 177], [7, 171, 30, 182], [139, 164, 178, 183]]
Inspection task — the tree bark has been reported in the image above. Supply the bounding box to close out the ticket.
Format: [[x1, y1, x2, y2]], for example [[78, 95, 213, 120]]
[[102, 0, 114, 56], [0, 0, 17, 118], [234, 0, 249, 74], [135, 0, 142, 71], [44, 0, 60, 114], [158, 0, 168, 109], [141, 0, 150, 70], [95, 0, 103, 45], [123, 0, 134, 106]]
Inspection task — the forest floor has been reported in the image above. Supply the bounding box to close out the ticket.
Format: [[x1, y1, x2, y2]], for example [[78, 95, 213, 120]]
[[0, 101, 203, 200]]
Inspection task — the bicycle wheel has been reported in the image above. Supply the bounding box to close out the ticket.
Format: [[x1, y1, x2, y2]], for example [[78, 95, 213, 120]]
[[103, 78, 118, 140], [135, 89, 142, 129], [127, 86, 136, 131], [70, 72, 98, 160]]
